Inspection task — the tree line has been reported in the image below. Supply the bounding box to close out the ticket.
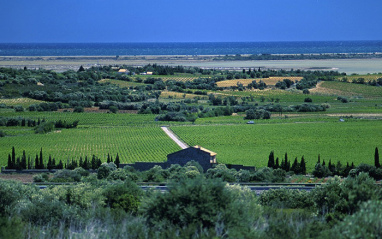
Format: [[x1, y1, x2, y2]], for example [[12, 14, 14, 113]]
[[5, 147, 120, 171]]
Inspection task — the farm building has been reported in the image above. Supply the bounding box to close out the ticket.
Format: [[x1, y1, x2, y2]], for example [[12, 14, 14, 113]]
[[124, 145, 255, 172], [118, 69, 129, 74], [167, 145, 217, 171]]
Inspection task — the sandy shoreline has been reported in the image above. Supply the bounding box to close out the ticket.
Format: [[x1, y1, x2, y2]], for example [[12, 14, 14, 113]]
[[1, 55, 381, 74]]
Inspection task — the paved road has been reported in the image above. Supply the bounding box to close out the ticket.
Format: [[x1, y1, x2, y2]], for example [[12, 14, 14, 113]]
[[161, 126, 189, 149]]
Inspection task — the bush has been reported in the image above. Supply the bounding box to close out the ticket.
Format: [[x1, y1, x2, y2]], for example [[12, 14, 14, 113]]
[[304, 97, 312, 102], [0, 217, 25, 239], [73, 167, 90, 177], [102, 181, 142, 214], [52, 169, 81, 182], [0, 179, 36, 215], [14, 105, 24, 112], [337, 96, 348, 103], [259, 188, 314, 209], [143, 177, 251, 235], [312, 173, 380, 216], [206, 164, 236, 182], [109, 105, 118, 113], [0, 130, 5, 137], [33, 173, 49, 182], [330, 200, 382, 239], [97, 162, 117, 179], [34, 121, 55, 134], [245, 109, 271, 120], [73, 106, 84, 113]]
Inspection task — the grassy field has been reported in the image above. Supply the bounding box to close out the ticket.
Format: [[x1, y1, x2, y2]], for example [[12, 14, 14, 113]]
[[216, 77, 303, 87], [170, 119, 382, 171], [0, 113, 183, 165], [335, 73, 382, 82]]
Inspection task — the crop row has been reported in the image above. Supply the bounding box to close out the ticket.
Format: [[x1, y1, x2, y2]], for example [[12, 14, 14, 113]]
[[170, 120, 382, 171], [0, 125, 181, 166]]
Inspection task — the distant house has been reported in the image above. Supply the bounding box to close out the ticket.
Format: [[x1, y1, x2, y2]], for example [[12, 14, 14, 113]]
[[118, 69, 129, 74], [146, 72, 153, 75], [247, 121, 254, 124]]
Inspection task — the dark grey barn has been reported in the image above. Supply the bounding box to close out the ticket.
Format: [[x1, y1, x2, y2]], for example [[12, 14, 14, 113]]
[[167, 145, 217, 172], [123, 145, 255, 172]]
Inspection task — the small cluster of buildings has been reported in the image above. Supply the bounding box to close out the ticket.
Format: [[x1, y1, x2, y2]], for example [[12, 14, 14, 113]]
[[122, 145, 255, 172]]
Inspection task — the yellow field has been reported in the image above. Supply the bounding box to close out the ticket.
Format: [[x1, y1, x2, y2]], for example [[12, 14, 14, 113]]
[[336, 74, 382, 82], [216, 76, 303, 87], [0, 98, 44, 107], [133, 75, 201, 82]]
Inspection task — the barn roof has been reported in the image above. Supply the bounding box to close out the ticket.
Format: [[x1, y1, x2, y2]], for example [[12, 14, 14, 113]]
[[194, 145, 217, 156]]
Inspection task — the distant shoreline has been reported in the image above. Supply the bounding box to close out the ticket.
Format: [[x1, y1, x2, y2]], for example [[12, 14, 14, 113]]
[[1, 55, 381, 74]]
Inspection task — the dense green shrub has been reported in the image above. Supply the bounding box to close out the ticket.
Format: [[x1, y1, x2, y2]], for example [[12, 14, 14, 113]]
[[206, 164, 236, 182], [52, 169, 81, 182], [97, 162, 117, 179], [312, 173, 380, 217], [102, 181, 142, 214], [34, 121, 55, 134], [143, 177, 252, 236], [259, 188, 314, 209], [0, 179, 36, 215], [330, 200, 382, 239]]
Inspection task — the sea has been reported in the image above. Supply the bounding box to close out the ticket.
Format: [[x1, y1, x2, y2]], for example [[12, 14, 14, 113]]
[[0, 41, 382, 56]]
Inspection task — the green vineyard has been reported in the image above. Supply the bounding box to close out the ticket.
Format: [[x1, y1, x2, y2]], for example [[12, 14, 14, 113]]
[[170, 120, 382, 171]]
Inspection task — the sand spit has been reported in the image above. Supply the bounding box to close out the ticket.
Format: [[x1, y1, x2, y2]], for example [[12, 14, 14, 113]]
[[1, 55, 382, 74]]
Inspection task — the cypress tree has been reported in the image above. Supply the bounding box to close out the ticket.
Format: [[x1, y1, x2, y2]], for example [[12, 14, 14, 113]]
[[322, 159, 326, 166], [280, 159, 285, 170], [96, 158, 102, 169], [16, 157, 21, 170], [115, 153, 120, 168], [375, 147, 380, 168], [291, 157, 299, 174], [275, 157, 280, 169], [7, 154, 12, 169], [52, 158, 56, 169], [47, 155, 52, 170], [267, 151, 275, 168], [11, 147, 16, 168], [91, 155, 96, 170], [35, 154, 39, 169], [84, 156, 89, 170], [57, 160, 63, 169], [317, 154, 321, 164], [107, 153, 111, 163], [284, 153, 290, 171], [39, 148, 44, 169], [21, 150, 27, 170], [27, 156, 31, 169], [79, 157, 83, 168], [300, 156, 306, 175]]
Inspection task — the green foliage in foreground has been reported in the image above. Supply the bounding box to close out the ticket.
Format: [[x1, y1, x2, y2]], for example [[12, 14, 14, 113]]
[[0, 173, 381, 238]]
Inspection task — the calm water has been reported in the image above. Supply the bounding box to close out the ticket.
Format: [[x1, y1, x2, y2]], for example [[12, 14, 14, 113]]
[[0, 41, 382, 56]]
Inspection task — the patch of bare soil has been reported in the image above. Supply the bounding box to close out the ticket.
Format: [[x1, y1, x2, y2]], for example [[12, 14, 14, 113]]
[[0, 173, 35, 183]]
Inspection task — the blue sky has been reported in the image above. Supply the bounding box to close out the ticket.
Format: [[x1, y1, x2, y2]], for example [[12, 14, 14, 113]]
[[1, 0, 382, 43]]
